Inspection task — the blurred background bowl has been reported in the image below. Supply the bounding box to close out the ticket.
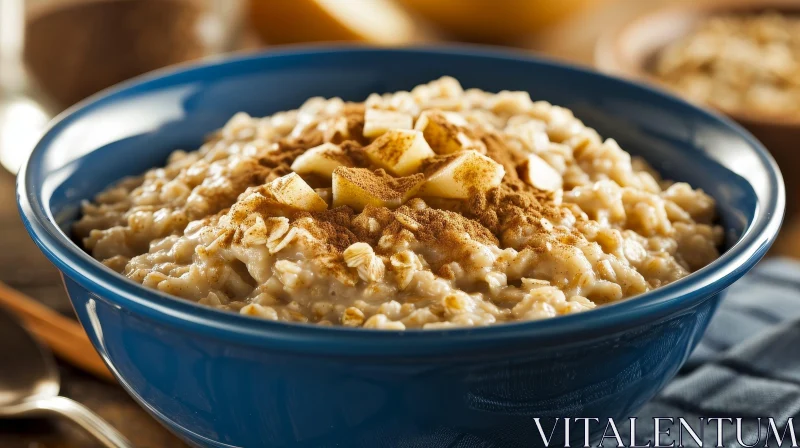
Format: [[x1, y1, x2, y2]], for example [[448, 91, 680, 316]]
[[595, 0, 800, 217]]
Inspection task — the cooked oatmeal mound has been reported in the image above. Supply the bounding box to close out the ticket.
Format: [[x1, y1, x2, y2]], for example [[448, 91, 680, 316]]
[[75, 77, 722, 329]]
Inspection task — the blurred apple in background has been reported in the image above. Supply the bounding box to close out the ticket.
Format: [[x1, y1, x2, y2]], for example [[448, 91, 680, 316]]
[[247, 0, 608, 46], [248, 0, 420, 45], [396, 0, 607, 44]]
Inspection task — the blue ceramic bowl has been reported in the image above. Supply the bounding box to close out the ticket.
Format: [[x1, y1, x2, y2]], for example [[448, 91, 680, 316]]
[[18, 47, 784, 447]]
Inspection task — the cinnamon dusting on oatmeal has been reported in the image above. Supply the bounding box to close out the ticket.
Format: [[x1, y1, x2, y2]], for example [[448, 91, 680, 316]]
[[368, 132, 415, 166], [339, 103, 368, 144], [334, 167, 424, 201], [481, 132, 527, 182], [259, 136, 320, 172], [225, 126, 569, 273], [298, 207, 358, 252]]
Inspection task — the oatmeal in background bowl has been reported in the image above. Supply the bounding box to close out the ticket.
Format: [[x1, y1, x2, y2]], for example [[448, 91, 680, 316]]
[[73, 77, 722, 330], [653, 11, 800, 121]]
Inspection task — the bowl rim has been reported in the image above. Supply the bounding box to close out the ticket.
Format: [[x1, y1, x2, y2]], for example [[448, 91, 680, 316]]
[[594, 0, 800, 128], [17, 45, 785, 356]]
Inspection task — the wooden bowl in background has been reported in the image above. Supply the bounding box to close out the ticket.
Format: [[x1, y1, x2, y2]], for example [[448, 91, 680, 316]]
[[595, 0, 800, 218], [24, 0, 208, 108]]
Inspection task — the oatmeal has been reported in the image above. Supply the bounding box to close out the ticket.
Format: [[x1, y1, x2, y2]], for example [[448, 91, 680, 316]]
[[654, 12, 800, 119], [74, 77, 722, 329]]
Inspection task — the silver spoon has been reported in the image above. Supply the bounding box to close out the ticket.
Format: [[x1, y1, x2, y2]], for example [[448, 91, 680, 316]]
[[0, 306, 133, 447], [0, 0, 52, 174]]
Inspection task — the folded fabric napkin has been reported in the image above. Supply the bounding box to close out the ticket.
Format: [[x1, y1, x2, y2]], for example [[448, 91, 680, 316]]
[[628, 257, 800, 446]]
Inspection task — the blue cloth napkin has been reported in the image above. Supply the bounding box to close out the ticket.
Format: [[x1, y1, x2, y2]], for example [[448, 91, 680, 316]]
[[628, 257, 800, 446]]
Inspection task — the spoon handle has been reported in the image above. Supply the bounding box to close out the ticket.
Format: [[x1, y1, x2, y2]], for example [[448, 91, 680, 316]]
[[19, 396, 134, 447], [0, 281, 114, 381]]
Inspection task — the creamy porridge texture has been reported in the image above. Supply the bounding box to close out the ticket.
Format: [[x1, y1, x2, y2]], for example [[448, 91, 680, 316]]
[[74, 77, 722, 329]]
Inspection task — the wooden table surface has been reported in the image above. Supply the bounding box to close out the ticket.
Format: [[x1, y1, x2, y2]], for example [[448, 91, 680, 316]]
[[0, 169, 186, 447], [2, 1, 797, 446]]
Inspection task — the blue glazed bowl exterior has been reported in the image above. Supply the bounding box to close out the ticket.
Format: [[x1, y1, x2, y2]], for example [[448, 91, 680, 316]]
[[17, 47, 784, 447]]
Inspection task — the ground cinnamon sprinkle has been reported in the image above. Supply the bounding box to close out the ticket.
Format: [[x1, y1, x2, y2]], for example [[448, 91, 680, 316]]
[[454, 156, 493, 187], [259, 133, 323, 171], [340, 140, 371, 166], [393, 204, 498, 247], [466, 180, 563, 234], [372, 131, 420, 167], [195, 92, 583, 284], [286, 199, 502, 271], [298, 207, 358, 252], [339, 103, 369, 144], [221, 121, 570, 273], [417, 133, 565, 236], [319, 147, 355, 166], [481, 132, 527, 180], [383, 204, 501, 270], [334, 168, 424, 202]]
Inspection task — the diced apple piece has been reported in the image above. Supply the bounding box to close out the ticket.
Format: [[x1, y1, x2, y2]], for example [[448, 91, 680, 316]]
[[519, 153, 562, 192], [332, 167, 424, 211], [363, 108, 413, 138], [266, 173, 328, 211], [418, 150, 505, 199], [364, 129, 434, 176], [291, 143, 353, 179], [415, 110, 480, 154]]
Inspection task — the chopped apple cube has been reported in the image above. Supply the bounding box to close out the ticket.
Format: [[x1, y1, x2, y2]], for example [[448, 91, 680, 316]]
[[364, 129, 434, 176], [291, 143, 353, 179], [266, 173, 328, 212], [414, 109, 481, 155], [418, 150, 505, 199], [519, 153, 562, 192]]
